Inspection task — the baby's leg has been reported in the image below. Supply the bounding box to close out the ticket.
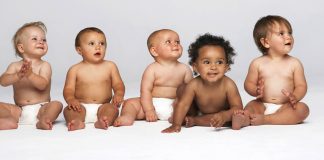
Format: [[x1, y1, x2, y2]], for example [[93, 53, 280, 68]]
[[95, 103, 119, 129], [37, 101, 63, 130], [63, 105, 86, 131], [114, 98, 144, 127], [0, 102, 21, 130], [253, 102, 309, 125], [185, 114, 215, 127]]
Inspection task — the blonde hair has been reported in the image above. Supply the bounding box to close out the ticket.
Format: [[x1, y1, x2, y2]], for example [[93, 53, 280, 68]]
[[147, 29, 175, 50], [12, 21, 47, 57]]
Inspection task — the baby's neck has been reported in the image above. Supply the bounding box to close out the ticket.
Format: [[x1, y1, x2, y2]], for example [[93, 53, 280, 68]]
[[155, 59, 179, 66]]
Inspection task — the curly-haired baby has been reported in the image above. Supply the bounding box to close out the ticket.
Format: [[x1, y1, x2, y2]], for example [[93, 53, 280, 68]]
[[162, 33, 243, 133]]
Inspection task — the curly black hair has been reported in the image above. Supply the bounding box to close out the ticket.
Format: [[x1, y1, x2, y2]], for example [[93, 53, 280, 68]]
[[188, 33, 236, 68]]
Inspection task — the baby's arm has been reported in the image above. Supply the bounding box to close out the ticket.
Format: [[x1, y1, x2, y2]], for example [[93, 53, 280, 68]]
[[110, 62, 125, 107], [244, 59, 261, 97], [140, 66, 158, 122], [162, 82, 195, 133], [282, 59, 307, 108], [211, 79, 243, 127], [291, 59, 307, 101], [183, 64, 194, 83], [63, 67, 81, 112], [26, 61, 51, 90], [0, 63, 21, 86]]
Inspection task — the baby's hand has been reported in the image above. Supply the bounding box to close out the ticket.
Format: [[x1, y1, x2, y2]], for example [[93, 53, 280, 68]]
[[161, 125, 181, 133], [17, 60, 32, 79], [23, 60, 33, 78], [210, 113, 226, 128], [67, 99, 81, 112], [112, 95, 123, 108], [281, 89, 297, 109], [145, 110, 158, 122], [256, 78, 264, 99]]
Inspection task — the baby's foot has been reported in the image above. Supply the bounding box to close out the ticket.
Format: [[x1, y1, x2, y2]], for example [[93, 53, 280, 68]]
[[184, 116, 195, 128], [36, 118, 53, 130], [168, 116, 173, 124], [232, 110, 250, 130], [113, 116, 134, 127], [250, 114, 265, 126], [67, 120, 85, 131], [95, 116, 110, 130]]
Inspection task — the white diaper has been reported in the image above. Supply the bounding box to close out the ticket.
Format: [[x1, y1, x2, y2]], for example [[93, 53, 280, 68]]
[[82, 103, 102, 123], [152, 98, 174, 121], [264, 103, 282, 115], [19, 102, 47, 124]]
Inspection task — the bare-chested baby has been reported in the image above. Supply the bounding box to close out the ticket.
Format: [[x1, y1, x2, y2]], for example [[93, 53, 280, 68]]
[[63, 27, 125, 131], [0, 21, 62, 130], [162, 33, 243, 133], [232, 15, 309, 130], [114, 29, 193, 126]]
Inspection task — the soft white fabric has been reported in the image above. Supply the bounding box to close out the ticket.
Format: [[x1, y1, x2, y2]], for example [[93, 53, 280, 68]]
[[264, 103, 282, 115], [19, 102, 47, 124], [83, 103, 101, 123], [152, 98, 174, 120]]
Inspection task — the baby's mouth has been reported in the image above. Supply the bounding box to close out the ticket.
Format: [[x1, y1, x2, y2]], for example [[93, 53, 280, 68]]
[[94, 52, 101, 56], [285, 43, 291, 46]]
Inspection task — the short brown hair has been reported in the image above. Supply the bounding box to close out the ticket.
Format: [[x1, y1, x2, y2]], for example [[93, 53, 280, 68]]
[[12, 21, 47, 57], [253, 15, 292, 55], [75, 27, 106, 48]]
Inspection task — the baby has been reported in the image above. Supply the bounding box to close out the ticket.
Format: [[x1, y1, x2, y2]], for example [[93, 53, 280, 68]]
[[0, 21, 62, 130], [232, 15, 309, 129], [162, 33, 243, 133], [63, 27, 125, 131], [114, 29, 193, 126]]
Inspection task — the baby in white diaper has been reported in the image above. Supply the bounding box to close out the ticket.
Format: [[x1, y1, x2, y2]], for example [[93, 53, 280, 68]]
[[63, 27, 125, 131], [113, 29, 193, 127], [0, 21, 62, 130]]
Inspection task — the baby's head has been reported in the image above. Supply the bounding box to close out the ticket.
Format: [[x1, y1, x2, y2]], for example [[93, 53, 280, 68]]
[[75, 27, 107, 63], [146, 29, 182, 61], [12, 21, 47, 58], [253, 15, 292, 55], [188, 33, 236, 75]]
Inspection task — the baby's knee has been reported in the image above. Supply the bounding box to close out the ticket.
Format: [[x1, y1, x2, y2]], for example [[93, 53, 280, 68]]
[[295, 102, 309, 120]]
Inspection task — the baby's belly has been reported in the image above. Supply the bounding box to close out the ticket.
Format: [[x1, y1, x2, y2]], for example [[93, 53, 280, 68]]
[[263, 80, 293, 104], [152, 86, 177, 99]]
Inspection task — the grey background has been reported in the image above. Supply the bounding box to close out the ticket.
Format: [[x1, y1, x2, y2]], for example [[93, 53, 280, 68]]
[[0, 0, 323, 101]]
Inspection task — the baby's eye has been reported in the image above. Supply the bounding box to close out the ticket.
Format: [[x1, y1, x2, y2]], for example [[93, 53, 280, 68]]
[[165, 40, 171, 44], [175, 40, 180, 44], [203, 60, 210, 64], [288, 31, 293, 35], [279, 32, 284, 36], [32, 37, 37, 41], [99, 42, 105, 46], [89, 42, 95, 45], [42, 39, 47, 42], [216, 60, 224, 65]]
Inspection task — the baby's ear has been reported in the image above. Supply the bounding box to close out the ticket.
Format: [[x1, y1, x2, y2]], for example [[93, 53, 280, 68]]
[[260, 38, 270, 48], [192, 63, 198, 74], [17, 44, 24, 53], [149, 47, 158, 57], [76, 47, 82, 55]]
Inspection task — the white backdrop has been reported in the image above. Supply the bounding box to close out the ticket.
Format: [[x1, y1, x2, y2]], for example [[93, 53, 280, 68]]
[[0, 0, 323, 101]]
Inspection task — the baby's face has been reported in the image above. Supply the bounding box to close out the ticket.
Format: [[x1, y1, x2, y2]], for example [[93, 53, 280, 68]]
[[264, 22, 294, 55], [77, 32, 106, 64], [151, 31, 182, 60], [193, 45, 228, 83], [18, 26, 48, 59]]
